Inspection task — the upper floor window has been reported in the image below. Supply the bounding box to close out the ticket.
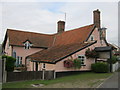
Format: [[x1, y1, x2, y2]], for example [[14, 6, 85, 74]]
[[23, 40, 32, 49], [90, 35, 94, 41]]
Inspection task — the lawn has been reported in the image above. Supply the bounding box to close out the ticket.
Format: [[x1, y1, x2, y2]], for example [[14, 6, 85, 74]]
[[2, 72, 112, 88]]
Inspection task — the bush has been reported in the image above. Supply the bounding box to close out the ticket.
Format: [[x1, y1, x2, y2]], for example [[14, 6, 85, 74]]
[[73, 59, 81, 69], [2, 55, 16, 72], [107, 55, 117, 64], [91, 62, 109, 73]]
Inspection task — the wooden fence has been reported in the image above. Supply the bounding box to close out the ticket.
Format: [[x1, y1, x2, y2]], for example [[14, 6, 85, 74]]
[[6, 70, 55, 82]]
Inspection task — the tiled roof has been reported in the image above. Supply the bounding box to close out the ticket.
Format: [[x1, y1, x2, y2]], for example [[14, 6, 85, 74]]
[[27, 41, 97, 63], [53, 24, 95, 46], [5, 24, 96, 63], [6, 24, 95, 48], [7, 29, 54, 48], [26, 24, 96, 63]]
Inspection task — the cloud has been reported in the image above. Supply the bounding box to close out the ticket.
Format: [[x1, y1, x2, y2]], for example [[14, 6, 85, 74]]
[[0, 2, 118, 46], [59, 2, 118, 45]]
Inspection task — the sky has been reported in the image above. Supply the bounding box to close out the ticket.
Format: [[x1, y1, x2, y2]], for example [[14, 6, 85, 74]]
[[0, 0, 118, 45]]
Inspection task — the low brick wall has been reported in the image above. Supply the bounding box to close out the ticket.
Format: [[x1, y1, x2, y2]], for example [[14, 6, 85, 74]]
[[6, 70, 54, 82]]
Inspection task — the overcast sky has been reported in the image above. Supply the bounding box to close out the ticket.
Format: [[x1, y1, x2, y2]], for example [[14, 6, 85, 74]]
[[0, 1, 118, 45]]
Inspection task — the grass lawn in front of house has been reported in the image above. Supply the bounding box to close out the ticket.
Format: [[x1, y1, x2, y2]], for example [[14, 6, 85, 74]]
[[2, 72, 112, 88]]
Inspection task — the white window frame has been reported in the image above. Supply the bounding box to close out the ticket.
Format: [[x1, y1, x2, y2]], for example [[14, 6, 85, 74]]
[[42, 63, 46, 69], [16, 56, 22, 66], [24, 41, 32, 49], [78, 55, 86, 66]]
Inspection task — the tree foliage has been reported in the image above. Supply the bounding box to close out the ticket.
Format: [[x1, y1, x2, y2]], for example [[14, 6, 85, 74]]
[[2, 55, 16, 72], [73, 58, 81, 69], [107, 55, 117, 64]]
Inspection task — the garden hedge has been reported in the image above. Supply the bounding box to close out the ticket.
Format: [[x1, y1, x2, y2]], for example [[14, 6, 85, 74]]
[[91, 62, 109, 73]]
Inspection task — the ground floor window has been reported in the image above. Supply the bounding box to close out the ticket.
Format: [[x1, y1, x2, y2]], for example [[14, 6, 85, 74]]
[[42, 63, 46, 69], [16, 56, 22, 67], [78, 55, 86, 66]]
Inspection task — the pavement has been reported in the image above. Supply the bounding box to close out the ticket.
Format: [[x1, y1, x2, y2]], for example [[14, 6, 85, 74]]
[[98, 72, 119, 88]]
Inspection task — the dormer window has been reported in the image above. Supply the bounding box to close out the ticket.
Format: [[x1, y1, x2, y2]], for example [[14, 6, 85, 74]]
[[23, 40, 32, 49]]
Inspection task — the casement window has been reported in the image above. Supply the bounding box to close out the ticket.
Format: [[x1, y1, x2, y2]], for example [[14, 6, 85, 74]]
[[23, 40, 32, 49], [42, 63, 46, 69], [90, 35, 94, 41], [16, 56, 22, 67], [24, 42, 31, 49], [78, 55, 86, 66]]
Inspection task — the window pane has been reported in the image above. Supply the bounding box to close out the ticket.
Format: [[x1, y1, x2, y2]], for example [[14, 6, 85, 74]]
[[78, 56, 81, 58], [43, 63, 45, 68], [81, 56, 84, 58]]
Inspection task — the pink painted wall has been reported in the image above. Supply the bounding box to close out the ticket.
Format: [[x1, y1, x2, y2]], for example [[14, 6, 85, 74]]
[[13, 46, 43, 65], [54, 28, 107, 72], [5, 37, 44, 71], [32, 28, 107, 72]]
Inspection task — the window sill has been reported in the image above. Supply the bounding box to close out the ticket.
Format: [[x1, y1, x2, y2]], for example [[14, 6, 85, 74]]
[[81, 65, 86, 66]]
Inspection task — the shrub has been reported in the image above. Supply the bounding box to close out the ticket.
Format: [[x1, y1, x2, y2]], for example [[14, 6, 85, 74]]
[[91, 62, 109, 73], [73, 58, 81, 69], [107, 55, 117, 64], [64, 60, 74, 68], [2, 55, 16, 72]]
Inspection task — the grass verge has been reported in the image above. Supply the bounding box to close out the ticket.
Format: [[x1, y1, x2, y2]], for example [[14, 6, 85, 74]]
[[2, 72, 112, 88]]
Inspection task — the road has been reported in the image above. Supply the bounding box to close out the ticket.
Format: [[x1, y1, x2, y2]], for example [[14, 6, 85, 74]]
[[98, 72, 119, 88]]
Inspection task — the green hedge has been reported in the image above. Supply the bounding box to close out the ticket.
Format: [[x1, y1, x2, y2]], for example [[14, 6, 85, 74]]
[[2, 55, 16, 72], [91, 62, 109, 73]]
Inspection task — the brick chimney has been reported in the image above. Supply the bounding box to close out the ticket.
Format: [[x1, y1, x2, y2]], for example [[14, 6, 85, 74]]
[[93, 9, 101, 28], [57, 21, 65, 33]]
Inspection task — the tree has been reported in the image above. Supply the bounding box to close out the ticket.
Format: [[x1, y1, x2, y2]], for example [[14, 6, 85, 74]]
[[2, 55, 16, 72]]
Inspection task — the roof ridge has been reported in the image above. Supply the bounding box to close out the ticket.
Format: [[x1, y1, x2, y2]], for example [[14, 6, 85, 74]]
[[62, 24, 94, 33], [7, 29, 54, 36], [7, 24, 94, 36]]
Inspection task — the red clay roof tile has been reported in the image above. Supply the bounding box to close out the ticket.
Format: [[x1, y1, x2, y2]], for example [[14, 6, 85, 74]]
[[28, 41, 97, 63], [6, 24, 95, 63]]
